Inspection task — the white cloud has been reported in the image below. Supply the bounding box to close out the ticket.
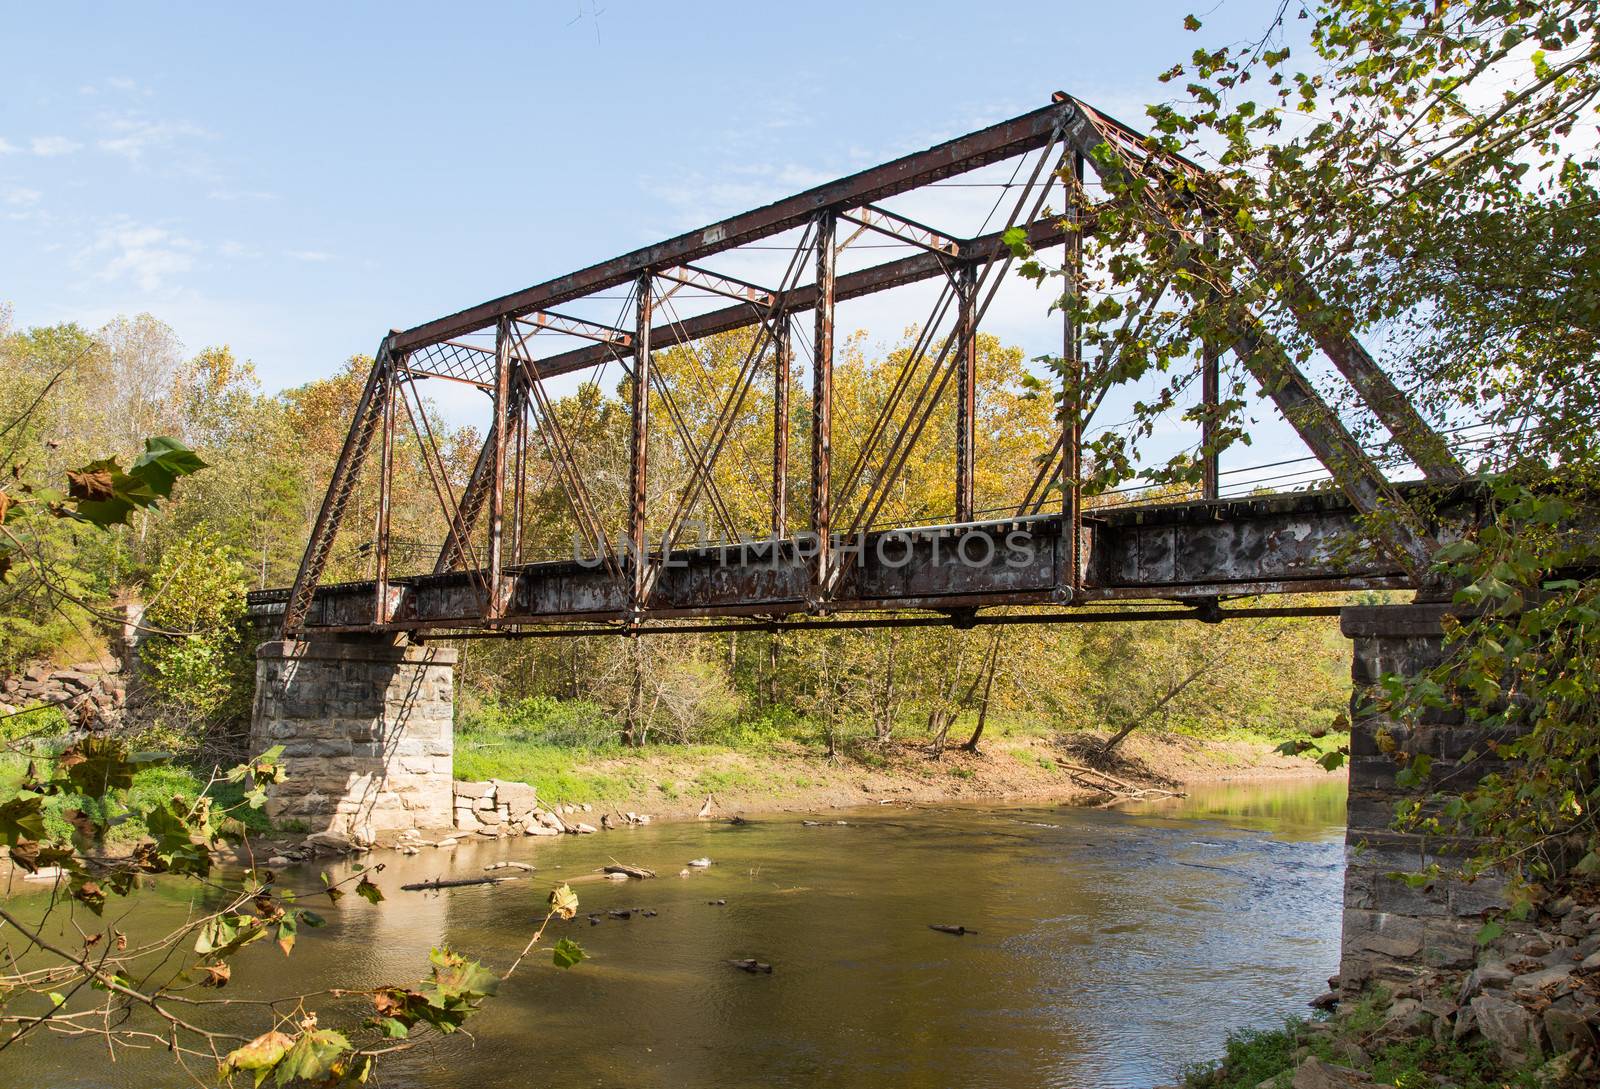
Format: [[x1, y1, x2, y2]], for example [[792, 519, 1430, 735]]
[[208, 187, 277, 202], [3, 187, 42, 206], [81, 219, 202, 292], [286, 249, 335, 263], [30, 136, 82, 157], [98, 117, 210, 162], [219, 240, 262, 259], [0, 137, 16, 154]]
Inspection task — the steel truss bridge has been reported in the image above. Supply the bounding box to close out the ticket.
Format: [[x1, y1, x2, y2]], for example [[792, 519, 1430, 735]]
[[256, 93, 1476, 640]]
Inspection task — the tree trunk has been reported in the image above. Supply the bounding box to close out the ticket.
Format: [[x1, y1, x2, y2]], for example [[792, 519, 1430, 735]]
[[622, 637, 643, 747], [876, 633, 899, 741], [961, 632, 1003, 753]]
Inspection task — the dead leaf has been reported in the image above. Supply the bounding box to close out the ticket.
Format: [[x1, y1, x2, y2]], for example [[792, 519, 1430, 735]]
[[198, 962, 231, 988], [66, 467, 115, 502]]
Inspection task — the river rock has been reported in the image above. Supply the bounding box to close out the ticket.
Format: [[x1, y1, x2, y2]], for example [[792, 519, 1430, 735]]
[[1512, 964, 1574, 994], [525, 823, 559, 837], [1471, 994, 1543, 1060], [1544, 1002, 1597, 1055], [572, 822, 598, 834], [1290, 1058, 1377, 1089], [1461, 961, 1513, 1001]]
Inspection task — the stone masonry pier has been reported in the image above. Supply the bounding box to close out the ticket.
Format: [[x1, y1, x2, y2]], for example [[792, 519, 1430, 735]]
[[250, 638, 455, 840], [1338, 604, 1513, 993]]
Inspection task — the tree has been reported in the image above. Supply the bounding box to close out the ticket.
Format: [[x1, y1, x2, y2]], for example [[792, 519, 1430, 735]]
[[1074, 0, 1599, 896]]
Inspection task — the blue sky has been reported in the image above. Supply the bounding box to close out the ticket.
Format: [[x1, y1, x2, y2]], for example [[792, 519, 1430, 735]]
[[3, 1, 1330, 481]]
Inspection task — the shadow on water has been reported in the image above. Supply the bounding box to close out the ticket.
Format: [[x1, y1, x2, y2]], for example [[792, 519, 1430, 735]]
[[0, 776, 1347, 1089]]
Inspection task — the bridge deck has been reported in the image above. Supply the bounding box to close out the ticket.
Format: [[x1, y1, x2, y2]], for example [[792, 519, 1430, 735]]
[[250, 484, 1480, 635]]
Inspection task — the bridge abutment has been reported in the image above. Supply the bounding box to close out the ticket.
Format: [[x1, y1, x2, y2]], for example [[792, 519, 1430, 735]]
[[250, 638, 455, 840], [1337, 604, 1508, 995]]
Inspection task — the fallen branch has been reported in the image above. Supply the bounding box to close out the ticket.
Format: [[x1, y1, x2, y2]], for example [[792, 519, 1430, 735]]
[[601, 864, 656, 880], [1056, 761, 1184, 798], [400, 875, 509, 891]]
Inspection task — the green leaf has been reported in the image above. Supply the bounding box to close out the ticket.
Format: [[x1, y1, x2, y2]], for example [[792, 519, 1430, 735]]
[[356, 875, 385, 904], [128, 436, 208, 499], [1183, 13, 1201, 30], [223, 1030, 294, 1088], [552, 938, 587, 970], [274, 1027, 350, 1087], [47, 991, 66, 1008], [380, 1017, 410, 1039], [1475, 919, 1504, 946]]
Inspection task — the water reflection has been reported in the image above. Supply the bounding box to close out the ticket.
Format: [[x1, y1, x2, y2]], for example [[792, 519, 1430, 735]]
[[0, 778, 1346, 1089]]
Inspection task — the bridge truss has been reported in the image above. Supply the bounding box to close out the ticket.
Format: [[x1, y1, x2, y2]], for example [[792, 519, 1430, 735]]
[[266, 94, 1471, 640]]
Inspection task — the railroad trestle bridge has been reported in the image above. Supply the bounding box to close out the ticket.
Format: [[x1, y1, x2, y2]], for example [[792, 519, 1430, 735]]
[[248, 94, 1500, 996]]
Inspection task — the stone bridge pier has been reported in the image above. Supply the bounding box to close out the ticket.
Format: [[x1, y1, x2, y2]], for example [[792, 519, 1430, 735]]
[[249, 638, 455, 841], [1338, 604, 1511, 994]]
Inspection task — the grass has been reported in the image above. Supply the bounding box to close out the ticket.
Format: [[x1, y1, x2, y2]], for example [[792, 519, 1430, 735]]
[[1183, 997, 1540, 1089]]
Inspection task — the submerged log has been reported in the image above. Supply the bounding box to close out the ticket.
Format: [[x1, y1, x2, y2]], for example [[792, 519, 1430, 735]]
[[602, 863, 656, 880], [400, 875, 509, 891], [929, 924, 977, 936]]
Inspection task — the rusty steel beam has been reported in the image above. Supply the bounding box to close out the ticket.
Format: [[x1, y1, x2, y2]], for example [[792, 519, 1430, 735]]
[[282, 337, 391, 636], [1067, 97, 1464, 483], [373, 354, 396, 624], [393, 102, 1071, 352], [514, 310, 632, 348], [954, 262, 977, 523], [811, 211, 836, 602], [1061, 151, 1086, 597], [839, 204, 961, 256], [773, 316, 791, 536], [523, 216, 1070, 383], [657, 264, 774, 307], [433, 380, 526, 575], [486, 316, 511, 619], [629, 273, 653, 620]]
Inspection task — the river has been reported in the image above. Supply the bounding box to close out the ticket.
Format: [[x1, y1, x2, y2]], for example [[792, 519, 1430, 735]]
[[2, 777, 1346, 1089]]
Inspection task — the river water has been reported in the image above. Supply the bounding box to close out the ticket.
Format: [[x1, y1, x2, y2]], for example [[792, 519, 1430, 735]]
[[2, 777, 1346, 1089]]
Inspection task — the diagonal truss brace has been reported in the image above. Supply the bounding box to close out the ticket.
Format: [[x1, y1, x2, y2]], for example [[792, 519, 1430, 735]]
[[839, 204, 961, 257], [1069, 99, 1465, 483], [282, 336, 393, 636]]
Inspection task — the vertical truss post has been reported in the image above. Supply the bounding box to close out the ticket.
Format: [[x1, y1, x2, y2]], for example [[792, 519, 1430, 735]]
[[1201, 341, 1220, 500], [1058, 153, 1086, 598], [954, 262, 977, 523], [512, 393, 527, 566], [486, 316, 512, 619], [630, 273, 653, 620], [373, 353, 396, 624], [1201, 234, 1221, 502], [773, 314, 791, 537], [811, 211, 837, 601]]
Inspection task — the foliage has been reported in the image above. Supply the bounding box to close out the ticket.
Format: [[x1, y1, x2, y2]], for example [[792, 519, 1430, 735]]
[[138, 528, 253, 740], [1386, 477, 1600, 889], [1183, 1005, 1537, 1089], [0, 733, 582, 1083], [1050, 0, 1600, 900]]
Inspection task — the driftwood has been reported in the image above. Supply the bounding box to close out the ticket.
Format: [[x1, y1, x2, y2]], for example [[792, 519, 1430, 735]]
[[484, 861, 535, 873], [929, 924, 977, 936], [602, 863, 656, 880], [729, 958, 773, 973], [1056, 761, 1184, 800], [400, 875, 508, 891]]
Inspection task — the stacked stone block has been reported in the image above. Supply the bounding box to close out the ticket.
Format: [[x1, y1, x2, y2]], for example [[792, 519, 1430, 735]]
[[1338, 604, 1516, 994], [250, 639, 455, 840]]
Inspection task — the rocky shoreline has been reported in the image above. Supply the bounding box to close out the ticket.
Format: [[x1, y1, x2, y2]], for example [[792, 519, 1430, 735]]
[[1184, 893, 1600, 1088]]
